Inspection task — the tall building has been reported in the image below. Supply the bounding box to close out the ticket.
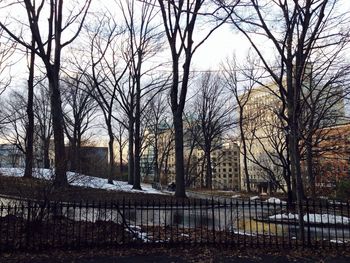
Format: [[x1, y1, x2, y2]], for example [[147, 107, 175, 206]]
[[141, 126, 241, 190], [240, 79, 346, 193]]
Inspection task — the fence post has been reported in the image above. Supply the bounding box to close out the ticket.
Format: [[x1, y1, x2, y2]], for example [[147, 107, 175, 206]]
[[211, 197, 215, 244], [26, 200, 31, 250]]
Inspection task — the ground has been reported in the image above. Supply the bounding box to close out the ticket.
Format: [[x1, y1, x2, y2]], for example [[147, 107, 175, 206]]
[[1, 246, 350, 262]]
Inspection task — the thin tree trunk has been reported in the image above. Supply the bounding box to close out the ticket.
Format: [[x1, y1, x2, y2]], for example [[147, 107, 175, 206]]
[[119, 141, 123, 178], [128, 116, 134, 185], [205, 148, 212, 189], [153, 135, 159, 184], [306, 136, 316, 199], [133, 84, 142, 190], [239, 109, 251, 192], [107, 125, 114, 184], [24, 38, 35, 179], [43, 139, 50, 169]]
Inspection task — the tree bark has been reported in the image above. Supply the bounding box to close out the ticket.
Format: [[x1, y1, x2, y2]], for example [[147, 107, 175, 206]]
[[24, 38, 35, 179], [128, 116, 134, 185], [173, 112, 186, 197], [133, 84, 142, 190], [239, 107, 251, 192], [107, 124, 114, 184], [48, 71, 67, 188]]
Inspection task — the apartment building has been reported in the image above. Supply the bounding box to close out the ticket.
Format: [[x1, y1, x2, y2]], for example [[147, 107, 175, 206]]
[[141, 126, 241, 190], [240, 80, 346, 193]]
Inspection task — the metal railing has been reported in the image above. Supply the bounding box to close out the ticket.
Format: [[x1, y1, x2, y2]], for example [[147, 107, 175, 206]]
[[0, 198, 349, 251]]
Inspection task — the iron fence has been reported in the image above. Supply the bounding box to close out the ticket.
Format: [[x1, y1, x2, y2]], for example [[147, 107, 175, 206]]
[[0, 198, 349, 251]]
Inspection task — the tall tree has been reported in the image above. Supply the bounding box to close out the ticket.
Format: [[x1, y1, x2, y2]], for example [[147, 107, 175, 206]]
[[82, 13, 128, 184], [61, 74, 98, 173], [0, 0, 91, 187], [220, 0, 350, 240], [120, 0, 164, 189], [24, 35, 36, 178], [190, 72, 234, 189], [157, 0, 235, 197]]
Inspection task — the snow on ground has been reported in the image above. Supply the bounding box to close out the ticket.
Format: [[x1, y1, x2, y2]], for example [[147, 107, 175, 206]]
[[265, 197, 286, 204], [269, 213, 299, 220], [269, 212, 350, 225], [231, 194, 241, 199], [250, 196, 260, 200], [0, 168, 165, 195]]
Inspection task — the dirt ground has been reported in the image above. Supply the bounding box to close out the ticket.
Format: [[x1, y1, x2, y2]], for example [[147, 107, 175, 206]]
[[1, 245, 350, 263]]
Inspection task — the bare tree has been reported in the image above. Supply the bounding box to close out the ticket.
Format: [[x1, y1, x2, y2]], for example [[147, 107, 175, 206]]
[[220, 0, 350, 240], [0, 27, 16, 95], [157, 0, 236, 197], [0, 0, 91, 187], [61, 73, 98, 173], [81, 12, 128, 184], [1, 90, 28, 154], [33, 82, 53, 169], [189, 72, 234, 189], [120, 0, 165, 190]]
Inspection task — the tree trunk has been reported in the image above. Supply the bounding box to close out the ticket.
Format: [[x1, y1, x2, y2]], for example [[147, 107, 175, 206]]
[[173, 112, 186, 197], [306, 136, 316, 199], [24, 38, 35, 179], [153, 135, 159, 184], [239, 110, 251, 192], [43, 139, 50, 169], [107, 125, 114, 184], [133, 83, 142, 190], [119, 141, 123, 178], [48, 70, 67, 188], [128, 116, 134, 185], [204, 143, 212, 189]]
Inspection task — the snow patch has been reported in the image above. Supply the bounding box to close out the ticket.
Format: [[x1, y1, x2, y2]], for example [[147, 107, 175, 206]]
[[0, 168, 165, 195], [266, 197, 286, 204]]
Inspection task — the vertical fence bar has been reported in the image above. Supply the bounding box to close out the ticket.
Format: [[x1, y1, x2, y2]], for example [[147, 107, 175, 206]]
[[199, 199, 202, 244], [158, 199, 161, 244], [267, 201, 271, 247], [340, 201, 345, 249], [254, 200, 259, 248], [122, 198, 125, 245], [306, 199, 311, 247], [152, 200, 155, 244], [320, 200, 324, 249], [333, 200, 338, 248], [235, 199, 239, 246], [230, 199, 233, 246], [164, 200, 167, 244], [193, 199, 196, 244], [313, 199, 317, 247], [206, 199, 209, 244], [182, 199, 185, 245], [347, 201, 350, 249], [326, 201, 331, 248], [224, 199, 227, 245], [78, 201, 82, 248], [273, 200, 278, 247], [170, 199, 173, 243], [261, 200, 265, 248], [188, 199, 191, 245], [211, 198, 216, 244], [248, 199, 252, 247], [0, 203, 3, 252]]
